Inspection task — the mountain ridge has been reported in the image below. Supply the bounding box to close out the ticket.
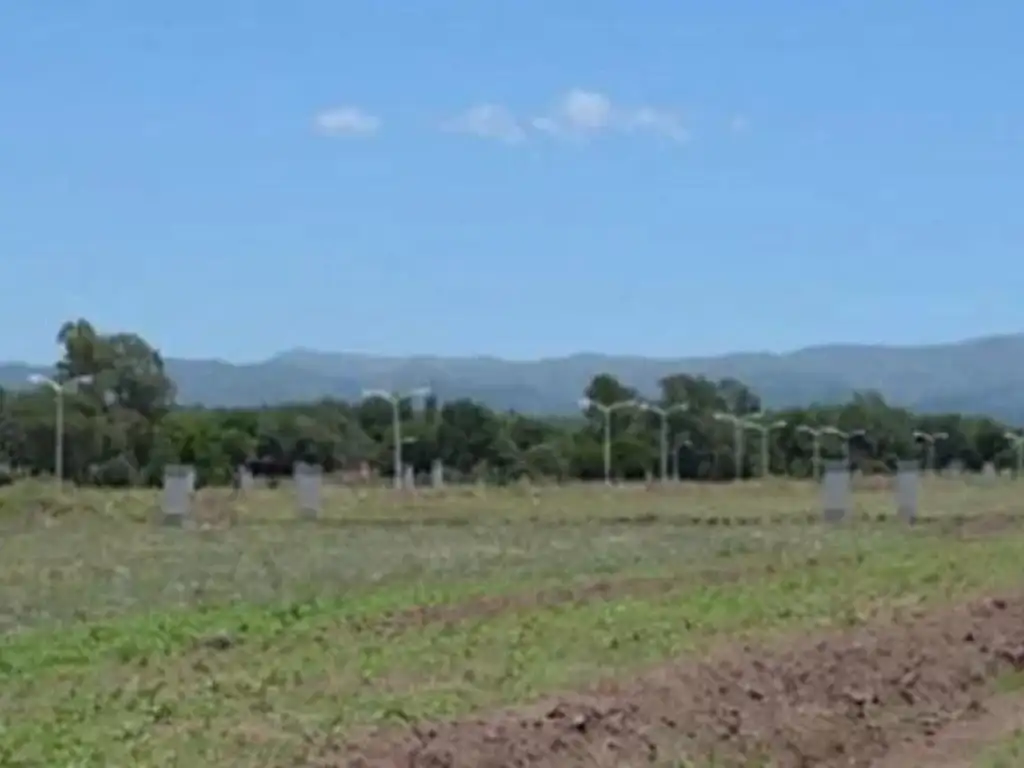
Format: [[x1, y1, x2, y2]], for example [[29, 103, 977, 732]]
[[3, 332, 1024, 423]]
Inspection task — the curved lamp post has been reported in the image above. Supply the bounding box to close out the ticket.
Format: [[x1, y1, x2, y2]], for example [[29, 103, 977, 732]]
[[579, 397, 638, 485], [362, 387, 430, 489], [796, 425, 826, 479], [671, 432, 693, 482], [822, 426, 867, 465], [713, 412, 745, 480], [743, 417, 787, 478], [912, 430, 949, 473], [636, 401, 689, 482], [27, 373, 93, 493], [1005, 432, 1024, 477]]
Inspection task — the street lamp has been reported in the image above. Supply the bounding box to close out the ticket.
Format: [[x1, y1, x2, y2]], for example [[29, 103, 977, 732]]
[[714, 412, 786, 480], [579, 397, 638, 484], [713, 412, 745, 480], [671, 432, 693, 482], [796, 425, 827, 479], [821, 426, 867, 464], [743, 417, 787, 478], [636, 401, 688, 482], [362, 387, 430, 490], [27, 373, 93, 493], [1005, 432, 1024, 477], [912, 430, 949, 473]]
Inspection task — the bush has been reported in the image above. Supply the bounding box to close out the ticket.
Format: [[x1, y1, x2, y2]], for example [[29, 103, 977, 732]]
[[90, 455, 139, 488]]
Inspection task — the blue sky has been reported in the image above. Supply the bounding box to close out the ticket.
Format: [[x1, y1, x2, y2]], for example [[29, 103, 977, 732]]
[[3, 1, 1023, 364]]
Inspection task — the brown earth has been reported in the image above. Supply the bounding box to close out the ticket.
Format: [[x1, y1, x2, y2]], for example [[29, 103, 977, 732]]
[[319, 593, 1024, 768], [875, 689, 1024, 768], [220, 508, 1023, 530], [944, 511, 1024, 540]]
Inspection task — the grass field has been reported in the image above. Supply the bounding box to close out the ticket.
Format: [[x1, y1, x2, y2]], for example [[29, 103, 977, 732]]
[[978, 730, 1024, 768], [2, 476, 1024, 766]]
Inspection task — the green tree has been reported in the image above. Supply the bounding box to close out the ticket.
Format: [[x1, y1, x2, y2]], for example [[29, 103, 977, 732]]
[[1, 318, 1020, 487]]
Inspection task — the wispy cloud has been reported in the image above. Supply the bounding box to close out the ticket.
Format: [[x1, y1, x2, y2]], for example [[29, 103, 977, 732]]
[[533, 89, 687, 142], [313, 107, 381, 137], [729, 115, 750, 135], [442, 103, 525, 144], [444, 89, 687, 145]]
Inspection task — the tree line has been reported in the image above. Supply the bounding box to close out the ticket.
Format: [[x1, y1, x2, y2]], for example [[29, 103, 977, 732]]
[[0, 319, 1021, 487]]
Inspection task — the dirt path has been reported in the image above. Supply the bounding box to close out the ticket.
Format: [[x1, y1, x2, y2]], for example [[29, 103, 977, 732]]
[[321, 593, 1024, 767], [874, 689, 1024, 767]]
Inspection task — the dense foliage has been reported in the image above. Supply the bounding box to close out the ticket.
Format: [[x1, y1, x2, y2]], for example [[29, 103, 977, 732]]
[[0, 320, 1021, 487]]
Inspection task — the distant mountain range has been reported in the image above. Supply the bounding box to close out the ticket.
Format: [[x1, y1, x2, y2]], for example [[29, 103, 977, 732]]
[[3, 333, 1024, 424]]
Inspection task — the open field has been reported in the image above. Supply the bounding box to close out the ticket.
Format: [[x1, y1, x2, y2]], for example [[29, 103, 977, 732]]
[[2, 477, 1024, 766], [2, 472, 1019, 527]]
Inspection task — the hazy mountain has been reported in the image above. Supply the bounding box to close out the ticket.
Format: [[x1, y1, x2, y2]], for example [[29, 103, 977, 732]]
[[3, 333, 1024, 423]]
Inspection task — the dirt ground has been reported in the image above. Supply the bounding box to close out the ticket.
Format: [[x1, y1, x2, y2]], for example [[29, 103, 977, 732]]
[[875, 689, 1024, 768], [321, 592, 1024, 767], [370, 553, 848, 638]]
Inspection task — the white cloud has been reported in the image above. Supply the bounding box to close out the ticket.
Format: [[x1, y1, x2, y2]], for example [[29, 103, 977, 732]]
[[442, 103, 526, 144], [313, 107, 380, 137], [622, 106, 688, 141], [545, 89, 614, 133], [532, 89, 687, 142], [444, 89, 687, 145]]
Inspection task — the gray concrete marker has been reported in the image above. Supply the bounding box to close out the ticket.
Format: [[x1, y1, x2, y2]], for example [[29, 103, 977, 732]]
[[895, 460, 919, 523], [161, 464, 193, 526], [294, 462, 322, 520], [237, 465, 254, 492], [822, 460, 850, 523], [983, 462, 997, 484]]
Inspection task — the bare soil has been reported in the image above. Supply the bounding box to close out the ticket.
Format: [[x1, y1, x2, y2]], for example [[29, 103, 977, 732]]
[[370, 555, 831, 638], [942, 511, 1024, 540], [322, 593, 1024, 767], [875, 689, 1024, 768]]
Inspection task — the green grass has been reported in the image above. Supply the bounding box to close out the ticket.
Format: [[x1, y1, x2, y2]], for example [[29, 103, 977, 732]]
[[2, 473, 1018, 529], [0, 514, 856, 630], [976, 729, 1024, 767], [3, 525, 1024, 766], [966, 675, 1024, 767], [2, 481, 1024, 766]]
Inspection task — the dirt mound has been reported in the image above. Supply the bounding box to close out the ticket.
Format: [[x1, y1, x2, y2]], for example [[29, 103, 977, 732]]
[[325, 594, 1024, 767]]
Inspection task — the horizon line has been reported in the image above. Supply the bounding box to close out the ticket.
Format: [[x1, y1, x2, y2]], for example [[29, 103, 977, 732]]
[[1, 330, 1022, 369]]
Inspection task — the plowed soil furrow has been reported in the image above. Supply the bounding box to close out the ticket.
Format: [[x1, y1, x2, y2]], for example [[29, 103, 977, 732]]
[[240, 509, 1024, 530], [325, 593, 1024, 768], [362, 513, 1018, 638], [874, 689, 1024, 767], [367, 553, 845, 637]]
